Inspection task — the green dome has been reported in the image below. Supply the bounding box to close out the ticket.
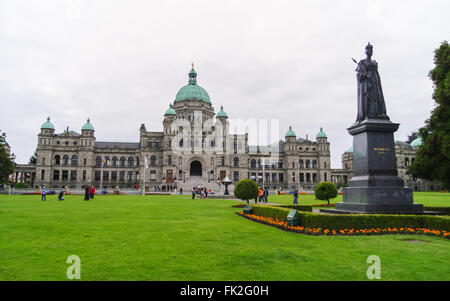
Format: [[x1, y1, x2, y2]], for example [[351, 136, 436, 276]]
[[285, 126, 296, 137], [82, 118, 94, 131], [410, 136, 423, 147], [164, 104, 176, 116], [216, 106, 228, 118], [316, 127, 327, 139], [41, 117, 55, 130], [175, 66, 211, 103], [346, 145, 353, 153]]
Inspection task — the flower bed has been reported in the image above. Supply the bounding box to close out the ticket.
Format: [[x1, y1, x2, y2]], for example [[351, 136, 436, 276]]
[[236, 212, 450, 239]]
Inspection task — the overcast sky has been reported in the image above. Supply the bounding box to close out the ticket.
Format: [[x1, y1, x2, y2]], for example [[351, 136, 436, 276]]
[[1, 0, 449, 167]]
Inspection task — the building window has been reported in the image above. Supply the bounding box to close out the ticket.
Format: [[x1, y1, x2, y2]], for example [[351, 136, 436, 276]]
[[257, 159, 262, 168], [120, 157, 126, 167], [306, 173, 311, 182], [306, 160, 310, 169], [103, 171, 109, 181], [53, 170, 60, 180], [71, 155, 78, 166], [299, 160, 304, 168], [324, 162, 327, 169], [155, 141, 160, 149], [128, 157, 134, 167], [84, 158, 87, 166], [111, 171, 117, 181], [119, 171, 125, 181], [148, 140, 153, 147], [292, 172, 295, 181], [150, 170, 156, 181], [233, 171, 239, 181], [54, 155, 61, 165], [324, 173, 327, 181], [234, 157, 239, 167], [300, 173, 304, 182], [95, 171, 101, 181], [278, 173, 284, 183], [83, 170, 86, 181], [278, 160, 283, 169], [62, 170, 68, 181], [112, 157, 117, 167], [96, 156, 102, 167], [70, 170, 77, 181], [41, 169, 45, 180], [150, 155, 157, 166], [221, 157, 225, 166], [313, 173, 317, 182], [272, 173, 277, 182], [312, 160, 317, 169], [250, 159, 256, 168], [168, 155, 172, 165], [136, 157, 139, 166]]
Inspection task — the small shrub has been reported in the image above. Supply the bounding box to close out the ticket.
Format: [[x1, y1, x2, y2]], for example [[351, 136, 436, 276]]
[[314, 182, 338, 206], [234, 179, 259, 203]]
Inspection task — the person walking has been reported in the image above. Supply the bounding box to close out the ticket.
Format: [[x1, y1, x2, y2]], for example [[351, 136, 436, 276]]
[[293, 188, 299, 205], [258, 187, 263, 203], [41, 186, 46, 201], [84, 186, 90, 201], [264, 187, 269, 203]]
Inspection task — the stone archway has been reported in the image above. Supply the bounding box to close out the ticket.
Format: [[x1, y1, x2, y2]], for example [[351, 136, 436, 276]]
[[190, 160, 202, 177]]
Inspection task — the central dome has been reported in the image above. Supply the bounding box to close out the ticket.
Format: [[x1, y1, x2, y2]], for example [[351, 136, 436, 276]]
[[174, 66, 211, 104]]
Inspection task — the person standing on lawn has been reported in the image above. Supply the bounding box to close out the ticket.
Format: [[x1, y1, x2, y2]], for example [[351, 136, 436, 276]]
[[89, 185, 95, 199], [84, 186, 90, 201], [293, 188, 299, 204], [41, 186, 46, 201]]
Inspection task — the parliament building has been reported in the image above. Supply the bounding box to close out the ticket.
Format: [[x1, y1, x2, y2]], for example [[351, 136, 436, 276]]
[[32, 66, 331, 192]]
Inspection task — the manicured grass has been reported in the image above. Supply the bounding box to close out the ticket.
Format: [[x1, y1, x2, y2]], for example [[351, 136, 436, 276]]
[[0, 194, 449, 281], [268, 192, 450, 207]]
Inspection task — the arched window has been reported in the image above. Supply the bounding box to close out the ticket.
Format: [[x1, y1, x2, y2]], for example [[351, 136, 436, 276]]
[[234, 157, 239, 167], [264, 159, 270, 168], [257, 159, 262, 168], [112, 157, 118, 167], [306, 160, 310, 169], [136, 157, 139, 166], [128, 157, 134, 166], [96, 156, 102, 167], [278, 160, 283, 169], [71, 155, 78, 166], [148, 140, 153, 147], [104, 156, 110, 166], [63, 155, 69, 165], [120, 157, 126, 167], [250, 159, 256, 168], [150, 155, 157, 166], [54, 155, 60, 165], [312, 160, 317, 169], [179, 139, 184, 147], [299, 160, 304, 168]]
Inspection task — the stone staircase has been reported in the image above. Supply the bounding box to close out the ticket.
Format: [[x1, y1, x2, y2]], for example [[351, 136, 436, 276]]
[[177, 176, 234, 196]]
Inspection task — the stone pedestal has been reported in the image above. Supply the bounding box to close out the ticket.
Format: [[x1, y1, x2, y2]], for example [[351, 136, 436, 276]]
[[336, 119, 423, 214]]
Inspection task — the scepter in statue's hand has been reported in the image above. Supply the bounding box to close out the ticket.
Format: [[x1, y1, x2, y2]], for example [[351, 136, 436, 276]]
[[352, 58, 358, 64]]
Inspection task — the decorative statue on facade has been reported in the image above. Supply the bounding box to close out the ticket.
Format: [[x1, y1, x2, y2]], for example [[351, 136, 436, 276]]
[[353, 43, 389, 123]]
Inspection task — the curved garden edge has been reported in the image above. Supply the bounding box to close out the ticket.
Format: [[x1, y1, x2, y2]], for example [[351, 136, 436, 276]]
[[236, 212, 450, 239]]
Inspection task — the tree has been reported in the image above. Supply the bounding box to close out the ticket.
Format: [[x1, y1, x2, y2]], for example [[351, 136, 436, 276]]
[[0, 144, 14, 185], [314, 182, 338, 206], [234, 179, 259, 204], [29, 150, 37, 165], [405, 131, 419, 144], [410, 41, 450, 189]]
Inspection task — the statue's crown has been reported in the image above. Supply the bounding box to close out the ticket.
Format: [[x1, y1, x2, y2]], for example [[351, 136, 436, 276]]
[[365, 42, 373, 50]]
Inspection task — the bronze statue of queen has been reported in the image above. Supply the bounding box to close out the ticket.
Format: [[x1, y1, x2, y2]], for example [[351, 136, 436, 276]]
[[353, 43, 389, 123]]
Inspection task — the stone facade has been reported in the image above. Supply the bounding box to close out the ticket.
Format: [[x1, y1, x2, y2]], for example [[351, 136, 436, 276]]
[[32, 67, 331, 191]]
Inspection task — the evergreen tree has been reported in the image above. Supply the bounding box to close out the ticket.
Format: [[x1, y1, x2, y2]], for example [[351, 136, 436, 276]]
[[405, 131, 418, 144], [29, 150, 38, 165], [0, 144, 14, 184], [410, 41, 450, 189]]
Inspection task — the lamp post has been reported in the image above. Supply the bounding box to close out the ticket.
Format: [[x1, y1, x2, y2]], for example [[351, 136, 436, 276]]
[[142, 155, 148, 195], [223, 176, 232, 195]]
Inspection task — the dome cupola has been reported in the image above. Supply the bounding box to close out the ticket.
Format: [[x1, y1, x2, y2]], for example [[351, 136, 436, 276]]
[[316, 127, 327, 139], [175, 64, 211, 104], [41, 117, 55, 130], [164, 104, 176, 116], [82, 118, 94, 131], [216, 106, 228, 118], [285, 126, 296, 138]]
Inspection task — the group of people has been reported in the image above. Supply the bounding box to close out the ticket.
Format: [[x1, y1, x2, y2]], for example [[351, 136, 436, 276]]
[[191, 185, 209, 199], [255, 187, 269, 203], [40, 186, 66, 201], [84, 185, 96, 201]]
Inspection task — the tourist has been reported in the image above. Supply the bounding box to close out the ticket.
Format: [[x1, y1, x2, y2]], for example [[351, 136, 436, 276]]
[[264, 187, 269, 203], [41, 186, 46, 201], [258, 187, 263, 202], [89, 185, 95, 199], [204, 187, 208, 199], [293, 188, 299, 205], [174, 187, 177, 194], [191, 187, 196, 199], [58, 190, 65, 201], [84, 186, 90, 201], [180, 187, 183, 195]]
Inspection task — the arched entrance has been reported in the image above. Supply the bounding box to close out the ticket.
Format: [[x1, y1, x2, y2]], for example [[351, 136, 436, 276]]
[[190, 160, 202, 177]]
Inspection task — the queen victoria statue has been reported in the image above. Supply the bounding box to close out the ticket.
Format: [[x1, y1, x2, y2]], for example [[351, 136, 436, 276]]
[[354, 43, 389, 123]]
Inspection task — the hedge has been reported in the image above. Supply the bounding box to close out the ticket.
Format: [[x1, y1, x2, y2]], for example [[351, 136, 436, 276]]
[[272, 204, 313, 212], [423, 206, 450, 215], [249, 204, 450, 232]]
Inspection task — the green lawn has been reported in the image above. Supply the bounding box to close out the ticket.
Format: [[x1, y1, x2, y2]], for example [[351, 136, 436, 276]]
[[0, 194, 449, 281], [268, 191, 450, 207]]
